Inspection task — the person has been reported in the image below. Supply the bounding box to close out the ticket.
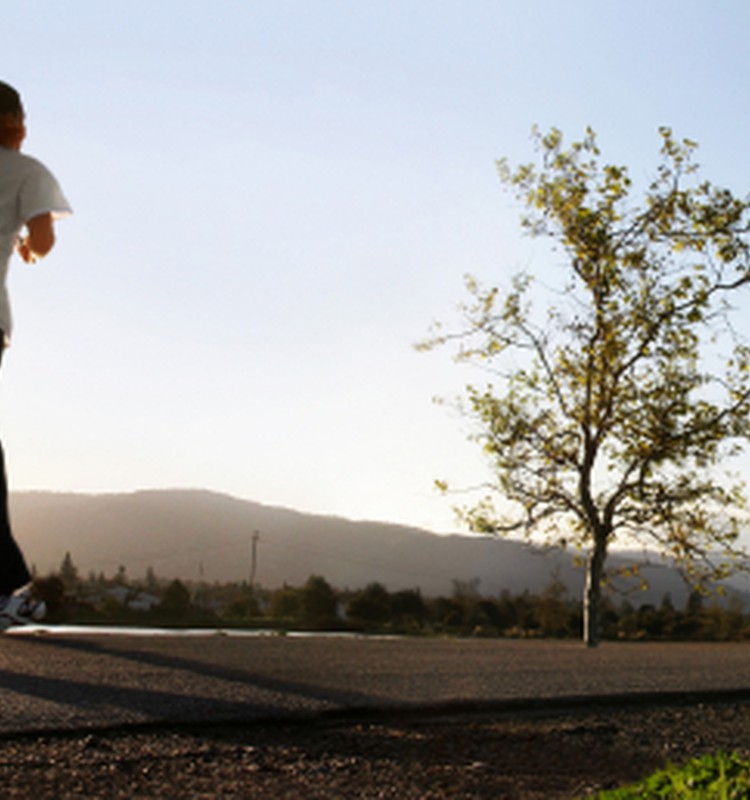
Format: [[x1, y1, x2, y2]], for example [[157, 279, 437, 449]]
[[0, 81, 71, 627]]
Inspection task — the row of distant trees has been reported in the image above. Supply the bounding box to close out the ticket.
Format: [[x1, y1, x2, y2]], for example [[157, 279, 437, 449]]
[[29, 552, 750, 641]]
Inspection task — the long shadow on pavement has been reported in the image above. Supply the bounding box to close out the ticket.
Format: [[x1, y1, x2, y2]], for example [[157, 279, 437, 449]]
[[0, 633, 383, 732]]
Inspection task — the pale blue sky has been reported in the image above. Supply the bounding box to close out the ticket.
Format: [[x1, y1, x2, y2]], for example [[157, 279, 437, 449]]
[[3, 1, 750, 531]]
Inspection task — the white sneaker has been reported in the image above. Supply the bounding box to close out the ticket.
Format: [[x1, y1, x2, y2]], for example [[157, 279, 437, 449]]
[[0, 589, 46, 626]]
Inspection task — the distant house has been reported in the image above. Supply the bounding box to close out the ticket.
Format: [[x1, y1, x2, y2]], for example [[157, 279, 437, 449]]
[[101, 586, 161, 612], [128, 591, 161, 612]]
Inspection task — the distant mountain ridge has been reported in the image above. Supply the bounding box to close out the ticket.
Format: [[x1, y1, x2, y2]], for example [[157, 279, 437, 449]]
[[9, 488, 748, 606]]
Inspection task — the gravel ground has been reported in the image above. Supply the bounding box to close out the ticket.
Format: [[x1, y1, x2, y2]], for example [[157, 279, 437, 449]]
[[4, 635, 750, 797], [2, 696, 750, 799]]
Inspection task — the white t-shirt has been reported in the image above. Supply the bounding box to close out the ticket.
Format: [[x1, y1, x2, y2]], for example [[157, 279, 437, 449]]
[[0, 147, 72, 338]]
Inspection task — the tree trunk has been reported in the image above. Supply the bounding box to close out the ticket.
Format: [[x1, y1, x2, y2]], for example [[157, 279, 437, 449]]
[[583, 538, 606, 647]]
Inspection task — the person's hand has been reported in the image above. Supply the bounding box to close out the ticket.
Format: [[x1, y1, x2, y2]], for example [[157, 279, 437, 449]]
[[15, 237, 37, 264]]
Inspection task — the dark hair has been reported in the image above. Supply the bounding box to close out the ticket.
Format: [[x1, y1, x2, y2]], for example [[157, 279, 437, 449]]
[[0, 82, 22, 116]]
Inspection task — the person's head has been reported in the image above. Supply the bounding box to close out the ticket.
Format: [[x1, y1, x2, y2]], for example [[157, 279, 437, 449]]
[[0, 82, 25, 150]]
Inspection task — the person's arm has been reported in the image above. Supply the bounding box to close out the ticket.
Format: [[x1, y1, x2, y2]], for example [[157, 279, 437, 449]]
[[16, 212, 55, 263]]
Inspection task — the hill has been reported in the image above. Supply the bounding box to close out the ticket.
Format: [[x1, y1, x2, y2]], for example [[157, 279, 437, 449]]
[[9, 488, 745, 606]]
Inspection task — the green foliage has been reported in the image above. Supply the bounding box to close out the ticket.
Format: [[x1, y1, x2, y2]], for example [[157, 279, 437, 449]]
[[32, 576, 66, 620], [39, 554, 750, 640], [390, 589, 429, 631], [347, 582, 393, 627], [589, 751, 750, 799], [300, 575, 339, 628], [159, 579, 191, 618], [270, 584, 303, 622], [424, 126, 750, 644], [58, 552, 79, 591], [222, 587, 261, 621]]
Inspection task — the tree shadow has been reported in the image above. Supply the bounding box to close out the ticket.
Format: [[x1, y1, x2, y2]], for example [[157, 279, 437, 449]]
[[0, 633, 384, 731]]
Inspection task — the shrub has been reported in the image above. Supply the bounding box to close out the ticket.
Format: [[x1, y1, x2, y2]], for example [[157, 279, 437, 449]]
[[589, 751, 750, 799]]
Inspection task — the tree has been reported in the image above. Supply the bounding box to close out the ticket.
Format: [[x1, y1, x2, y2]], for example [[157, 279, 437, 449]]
[[160, 579, 191, 618], [391, 589, 429, 630], [58, 551, 79, 592], [33, 575, 66, 620], [533, 572, 576, 637], [301, 575, 339, 628], [270, 584, 303, 623], [143, 566, 160, 594], [426, 127, 750, 646], [223, 585, 261, 621], [114, 565, 128, 587], [347, 582, 392, 627]]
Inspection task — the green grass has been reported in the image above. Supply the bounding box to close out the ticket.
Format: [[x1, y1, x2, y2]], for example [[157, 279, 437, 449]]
[[588, 752, 750, 799]]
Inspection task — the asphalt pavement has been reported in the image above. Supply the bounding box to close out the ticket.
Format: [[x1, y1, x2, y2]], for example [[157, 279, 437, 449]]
[[1, 628, 750, 735]]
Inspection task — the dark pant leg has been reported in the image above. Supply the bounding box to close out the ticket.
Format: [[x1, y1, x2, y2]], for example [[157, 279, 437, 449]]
[[0, 340, 30, 595], [0, 441, 30, 594]]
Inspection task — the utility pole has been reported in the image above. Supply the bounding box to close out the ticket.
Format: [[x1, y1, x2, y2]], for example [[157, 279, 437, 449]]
[[250, 530, 260, 589]]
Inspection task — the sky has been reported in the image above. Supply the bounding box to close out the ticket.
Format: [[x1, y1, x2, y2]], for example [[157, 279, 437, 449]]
[[3, 0, 750, 533]]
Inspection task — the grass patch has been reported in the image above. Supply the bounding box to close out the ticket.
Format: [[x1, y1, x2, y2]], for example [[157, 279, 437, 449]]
[[588, 751, 750, 799]]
